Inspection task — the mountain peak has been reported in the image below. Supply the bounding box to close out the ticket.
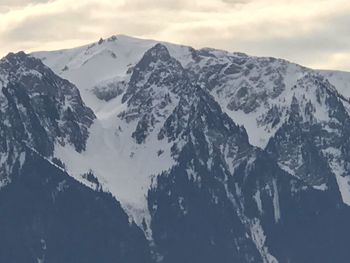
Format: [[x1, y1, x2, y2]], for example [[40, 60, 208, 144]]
[[147, 43, 171, 58], [4, 51, 43, 67], [0, 51, 54, 88], [5, 51, 27, 60], [127, 44, 174, 77]]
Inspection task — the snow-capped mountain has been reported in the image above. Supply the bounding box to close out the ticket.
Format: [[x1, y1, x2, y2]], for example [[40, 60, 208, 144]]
[[33, 34, 350, 209], [1, 34, 350, 262]]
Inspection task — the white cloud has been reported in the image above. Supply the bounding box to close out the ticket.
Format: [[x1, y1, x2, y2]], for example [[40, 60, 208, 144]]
[[0, 0, 349, 70]]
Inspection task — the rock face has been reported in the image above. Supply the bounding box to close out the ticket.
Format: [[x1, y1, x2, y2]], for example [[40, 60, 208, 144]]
[[120, 44, 192, 144], [2, 35, 350, 262], [0, 52, 95, 185]]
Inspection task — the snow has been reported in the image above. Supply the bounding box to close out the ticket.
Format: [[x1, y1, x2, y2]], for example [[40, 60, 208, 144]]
[[54, 97, 176, 227], [335, 174, 350, 206], [323, 146, 350, 206], [0, 71, 8, 90], [319, 70, 350, 99], [186, 167, 198, 182], [19, 152, 26, 167], [224, 107, 280, 148], [313, 183, 328, 191], [272, 178, 281, 223], [56, 180, 68, 193], [253, 189, 263, 214], [250, 219, 279, 263], [277, 163, 296, 176], [31, 35, 196, 228], [0, 177, 9, 190], [178, 196, 187, 215]]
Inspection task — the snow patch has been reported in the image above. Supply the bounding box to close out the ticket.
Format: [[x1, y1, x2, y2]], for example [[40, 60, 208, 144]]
[[272, 179, 281, 223], [313, 183, 328, 191], [253, 189, 263, 214], [250, 219, 279, 263], [323, 147, 350, 206], [335, 175, 350, 206]]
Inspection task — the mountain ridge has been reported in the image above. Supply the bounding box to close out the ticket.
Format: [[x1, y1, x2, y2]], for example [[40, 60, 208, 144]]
[[1, 35, 350, 262]]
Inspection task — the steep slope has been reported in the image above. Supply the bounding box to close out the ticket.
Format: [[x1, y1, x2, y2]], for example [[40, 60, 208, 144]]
[[0, 51, 94, 186], [52, 43, 191, 226], [0, 52, 152, 262]]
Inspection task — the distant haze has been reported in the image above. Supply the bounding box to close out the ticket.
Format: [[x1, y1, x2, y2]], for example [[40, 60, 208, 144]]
[[0, 0, 349, 71]]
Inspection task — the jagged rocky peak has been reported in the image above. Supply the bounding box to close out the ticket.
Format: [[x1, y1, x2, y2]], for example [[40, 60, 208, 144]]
[[0, 51, 40, 86], [123, 43, 191, 102], [120, 44, 193, 144], [138, 43, 171, 63]]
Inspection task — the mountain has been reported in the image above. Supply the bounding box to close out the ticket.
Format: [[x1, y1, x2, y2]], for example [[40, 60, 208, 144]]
[[0, 35, 350, 262]]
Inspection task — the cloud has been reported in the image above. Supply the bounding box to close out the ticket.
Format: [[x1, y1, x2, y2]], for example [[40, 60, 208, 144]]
[[0, 0, 47, 5], [0, 0, 51, 9], [2, 4, 99, 42], [0, 0, 349, 71], [221, 0, 251, 5]]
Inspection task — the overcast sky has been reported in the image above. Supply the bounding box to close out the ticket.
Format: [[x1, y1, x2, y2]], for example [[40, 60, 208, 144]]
[[0, 0, 349, 71]]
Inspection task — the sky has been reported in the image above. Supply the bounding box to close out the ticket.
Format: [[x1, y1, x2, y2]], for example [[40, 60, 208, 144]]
[[0, 0, 349, 71]]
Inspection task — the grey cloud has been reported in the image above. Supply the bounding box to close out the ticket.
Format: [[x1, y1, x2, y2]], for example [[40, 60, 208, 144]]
[[119, 0, 192, 11], [0, 0, 51, 8], [165, 9, 350, 70], [3, 12, 97, 42], [119, 0, 246, 12], [2, 2, 165, 47], [221, 0, 251, 5], [230, 13, 350, 66]]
